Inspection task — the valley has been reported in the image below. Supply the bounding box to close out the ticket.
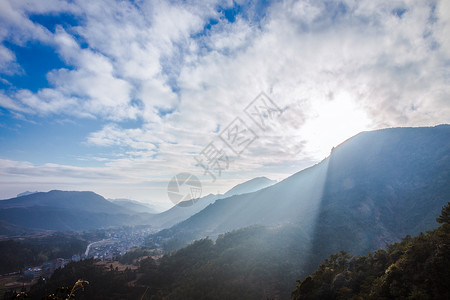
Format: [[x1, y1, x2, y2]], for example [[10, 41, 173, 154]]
[[0, 125, 449, 299]]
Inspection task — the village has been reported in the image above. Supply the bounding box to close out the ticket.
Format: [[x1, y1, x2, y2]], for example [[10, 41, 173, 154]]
[[0, 226, 155, 295]]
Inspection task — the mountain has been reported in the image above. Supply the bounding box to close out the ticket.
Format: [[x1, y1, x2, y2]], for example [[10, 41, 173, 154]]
[[223, 176, 276, 197], [149, 176, 276, 230], [0, 190, 125, 213], [17, 191, 39, 197], [0, 177, 276, 233], [149, 125, 450, 259], [0, 190, 155, 231], [109, 198, 159, 214], [292, 203, 450, 299], [24, 125, 450, 300]]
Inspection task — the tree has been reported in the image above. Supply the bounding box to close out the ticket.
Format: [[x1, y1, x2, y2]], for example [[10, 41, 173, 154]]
[[291, 202, 450, 299], [436, 202, 450, 224]]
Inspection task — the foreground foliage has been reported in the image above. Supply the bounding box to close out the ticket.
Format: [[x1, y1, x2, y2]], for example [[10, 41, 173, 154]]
[[26, 225, 307, 299], [292, 202, 450, 299], [23, 203, 450, 299], [27, 259, 139, 299]]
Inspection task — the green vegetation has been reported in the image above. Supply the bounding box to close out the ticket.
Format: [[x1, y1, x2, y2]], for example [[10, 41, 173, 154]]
[[26, 225, 308, 299], [292, 202, 450, 299], [44, 279, 90, 300], [27, 259, 139, 299], [148, 125, 450, 263], [0, 233, 87, 274], [20, 203, 450, 299], [117, 247, 155, 265]]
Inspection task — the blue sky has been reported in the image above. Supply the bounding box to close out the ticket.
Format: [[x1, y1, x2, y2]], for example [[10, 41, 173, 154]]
[[0, 0, 449, 210]]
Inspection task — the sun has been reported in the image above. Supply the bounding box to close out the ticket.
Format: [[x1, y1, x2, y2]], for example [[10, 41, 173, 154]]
[[300, 93, 371, 159]]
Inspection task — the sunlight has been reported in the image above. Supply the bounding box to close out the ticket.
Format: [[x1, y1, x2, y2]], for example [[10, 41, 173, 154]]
[[300, 93, 371, 159]]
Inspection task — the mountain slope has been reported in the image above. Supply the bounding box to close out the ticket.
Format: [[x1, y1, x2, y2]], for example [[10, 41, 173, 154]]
[[0, 176, 276, 232], [0, 190, 125, 214], [16, 191, 38, 197], [149, 176, 276, 229], [109, 198, 159, 214], [223, 176, 276, 197], [292, 203, 450, 299], [0, 190, 154, 231], [0, 219, 39, 238], [150, 125, 450, 258]]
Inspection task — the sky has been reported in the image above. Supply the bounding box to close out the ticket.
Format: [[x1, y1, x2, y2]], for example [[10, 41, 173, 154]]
[[0, 0, 449, 211]]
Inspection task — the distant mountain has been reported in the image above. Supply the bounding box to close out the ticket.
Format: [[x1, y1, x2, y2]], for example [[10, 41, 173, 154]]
[[0, 190, 125, 213], [0, 176, 275, 234], [150, 125, 450, 260], [0, 190, 155, 231], [149, 176, 276, 229], [24, 125, 450, 300], [17, 191, 39, 197], [223, 176, 276, 197], [109, 198, 159, 214]]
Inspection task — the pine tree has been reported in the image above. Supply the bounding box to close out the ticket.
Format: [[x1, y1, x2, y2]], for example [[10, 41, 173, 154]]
[[436, 202, 450, 224]]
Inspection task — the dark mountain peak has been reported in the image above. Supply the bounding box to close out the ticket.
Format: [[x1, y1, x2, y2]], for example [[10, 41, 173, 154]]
[[0, 190, 121, 213], [0, 190, 157, 231]]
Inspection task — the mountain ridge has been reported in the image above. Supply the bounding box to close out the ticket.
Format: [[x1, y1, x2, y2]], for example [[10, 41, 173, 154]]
[[0, 177, 277, 232], [149, 125, 450, 257], [148, 176, 277, 229]]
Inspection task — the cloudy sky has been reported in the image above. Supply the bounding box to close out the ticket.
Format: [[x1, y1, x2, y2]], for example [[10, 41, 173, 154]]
[[0, 0, 449, 210]]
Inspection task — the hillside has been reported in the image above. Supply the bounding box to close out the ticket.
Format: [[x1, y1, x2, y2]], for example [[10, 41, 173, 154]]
[[27, 224, 310, 299], [223, 176, 276, 197], [0, 190, 155, 231], [25, 204, 450, 300], [109, 198, 159, 214], [0, 220, 38, 238], [0, 190, 125, 213], [149, 125, 450, 259], [292, 202, 450, 299], [22, 126, 450, 299], [149, 176, 276, 230], [0, 177, 276, 232]]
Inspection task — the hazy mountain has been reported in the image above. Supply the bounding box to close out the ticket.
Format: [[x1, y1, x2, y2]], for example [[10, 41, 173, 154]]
[[150, 125, 450, 259], [0, 190, 154, 231], [23, 125, 450, 300], [109, 198, 159, 214], [223, 176, 276, 197], [0, 190, 124, 213], [0, 176, 275, 233], [150, 176, 276, 229], [17, 191, 39, 197]]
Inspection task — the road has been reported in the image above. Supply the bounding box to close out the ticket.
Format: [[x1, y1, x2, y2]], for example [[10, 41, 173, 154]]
[[84, 239, 115, 256]]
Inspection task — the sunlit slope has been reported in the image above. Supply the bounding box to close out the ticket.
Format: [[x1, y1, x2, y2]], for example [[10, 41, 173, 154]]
[[150, 176, 276, 229], [152, 125, 450, 256]]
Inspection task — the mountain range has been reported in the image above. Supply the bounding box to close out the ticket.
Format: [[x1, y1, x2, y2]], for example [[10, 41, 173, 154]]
[[2, 125, 449, 299], [149, 176, 276, 229], [0, 190, 151, 231], [0, 177, 276, 233], [149, 125, 450, 261], [108, 198, 160, 214], [1, 125, 449, 262]]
